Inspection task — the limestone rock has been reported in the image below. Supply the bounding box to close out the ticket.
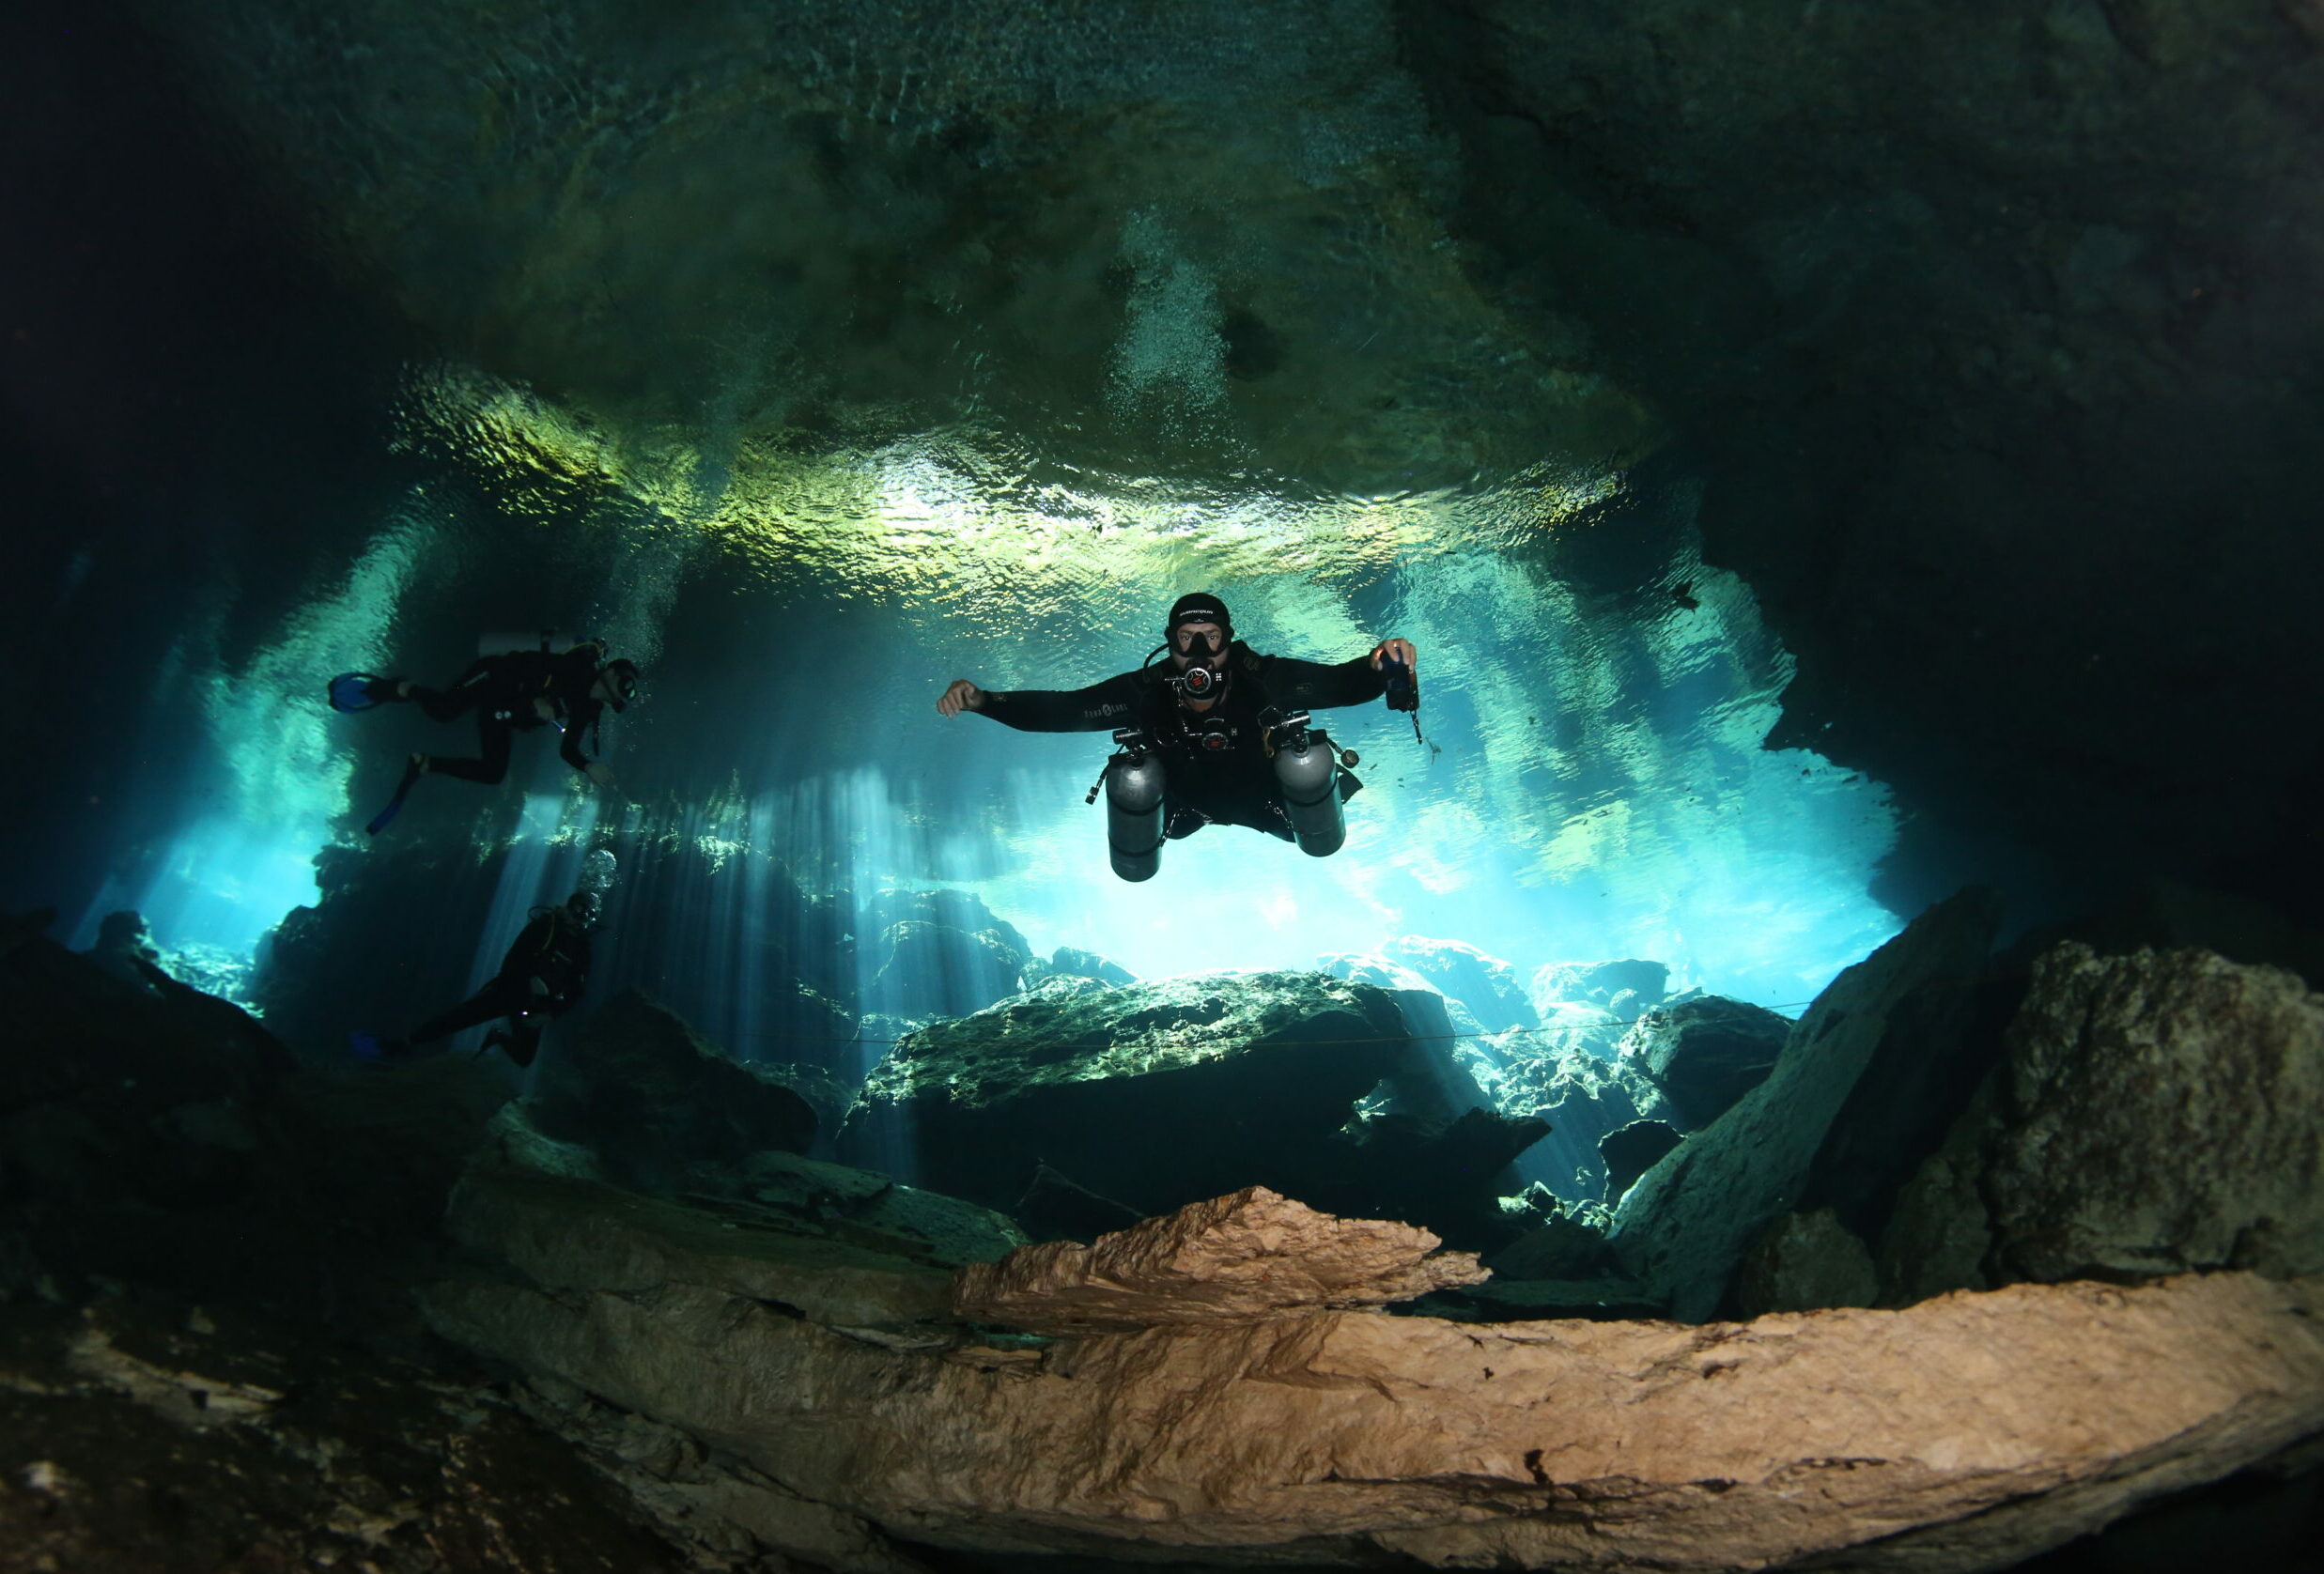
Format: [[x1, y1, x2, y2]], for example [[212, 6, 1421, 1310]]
[[1019, 947, 1136, 990], [445, 1165, 967, 1336], [1610, 888, 2003, 1319], [1480, 1195, 1610, 1282], [1731, 1208, 1879, 1318], [1381, 935, 1539, 1033], [1319, 953, 1488, 1041], [866, 920, 1029, 1021], [1882, 944, 2324, 1298], [1619, 995, 1791, 1130], [426, 1166, 2324, 1573], [860, 889, 1032, 1021], [840, 971, 1535, 1247], [1008, 1162, 1144, 1243], [951, 1186, 1487, 1335], [1600, 1119, 1682, 1204], [474, 1102, 1028, 1277], [530, 991, 817, 1193], [1492, 1028, 1671, 1200], [1989, 945, 2324, 1281], [1532, 957, 1670, 1016]]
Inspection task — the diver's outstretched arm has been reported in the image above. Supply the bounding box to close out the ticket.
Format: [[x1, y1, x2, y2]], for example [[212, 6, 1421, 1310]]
[[938, 671, 1149, 729], [972, 672, 1150, 732]]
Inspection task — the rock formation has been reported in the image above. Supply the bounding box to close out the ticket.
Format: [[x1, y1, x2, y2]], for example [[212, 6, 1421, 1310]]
[[1379, 935, 1540, 1033], [952, 1185, 1488, 1335], [838, 970, 1542, 1248], [1609, 888, 2004, 1319], [1619, 994, 1790, 1131], [528, 989, 820, 1192], [428, 1165, 2324, 1573], [1882, 942, 2324, 1304]]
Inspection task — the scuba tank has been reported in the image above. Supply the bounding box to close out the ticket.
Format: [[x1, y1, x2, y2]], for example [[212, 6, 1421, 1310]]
[[478, 628, 579, 658], [1269, 711, 1348, 858], [1094, 729, 1168, 882]]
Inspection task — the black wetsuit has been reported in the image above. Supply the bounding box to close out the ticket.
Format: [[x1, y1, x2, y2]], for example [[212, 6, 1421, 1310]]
[[409, 906, 594, 1067], [978, 643, 1387, 840], [408, 646, 612, 784]]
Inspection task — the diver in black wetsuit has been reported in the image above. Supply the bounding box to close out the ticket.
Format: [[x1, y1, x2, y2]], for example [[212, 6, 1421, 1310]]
[[937, 593, 1418, 873], [396, 889, 598, 1068], [334, 640, 641, 833]]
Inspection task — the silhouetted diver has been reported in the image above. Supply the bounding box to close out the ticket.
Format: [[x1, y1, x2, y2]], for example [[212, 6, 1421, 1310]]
[[384, 888, 599, 1068], [937, 593, 1418, 880], [331, 637, 641, 833]]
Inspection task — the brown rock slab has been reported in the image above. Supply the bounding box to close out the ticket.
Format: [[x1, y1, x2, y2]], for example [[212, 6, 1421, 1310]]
[[950, 1186, 1489, 1335], [427, 1181, 2324, 1572]]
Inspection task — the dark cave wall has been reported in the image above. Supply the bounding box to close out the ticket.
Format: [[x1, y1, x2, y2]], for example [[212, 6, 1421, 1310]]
[[0, 3, 417, 912], [1397, 0, 2324, 920]]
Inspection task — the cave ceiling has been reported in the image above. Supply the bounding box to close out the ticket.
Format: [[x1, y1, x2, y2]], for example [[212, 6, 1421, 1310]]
[[91, 0, 2324, 920]]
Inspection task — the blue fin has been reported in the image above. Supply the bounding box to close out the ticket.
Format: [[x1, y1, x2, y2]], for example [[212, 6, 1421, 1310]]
[[364, 755, 425, 836], [329, 671, 388, 713]]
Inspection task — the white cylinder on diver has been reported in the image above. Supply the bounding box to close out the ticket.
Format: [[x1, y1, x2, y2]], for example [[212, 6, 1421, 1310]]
[[1273, 729, 1346, 857], [1105, 751, 1169, 882]]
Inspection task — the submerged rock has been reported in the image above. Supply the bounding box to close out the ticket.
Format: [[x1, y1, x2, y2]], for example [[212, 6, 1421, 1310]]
[[860, 888, 1032, 1021], [1609, 888, 2004, 1320], [1730, 1208, 1880, 1318], [953, 1186, 1487, 1335], [1600, 1118, 1683, 1204], [1492, 1041, 1670, 1201], [530, 991, 817, 1194], [1882, 943, 2324, 1301], [1531, 957, 1670, 1018], [1019, 946, 1136, 990], [426, 1174, 2324, 1572], [1381, 935, 1539, 1033], [1619, 994, 1791, 1130], [838, 969, 1536, 1247]]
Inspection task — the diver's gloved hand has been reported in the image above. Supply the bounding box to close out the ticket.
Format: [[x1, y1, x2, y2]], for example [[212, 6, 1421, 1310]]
[[584, 762, 613, 787], [937, 678, 986, 718]]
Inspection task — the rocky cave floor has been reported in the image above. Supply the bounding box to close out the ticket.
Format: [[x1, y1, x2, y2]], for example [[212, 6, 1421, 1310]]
[[4, 885, 2323, 1573]]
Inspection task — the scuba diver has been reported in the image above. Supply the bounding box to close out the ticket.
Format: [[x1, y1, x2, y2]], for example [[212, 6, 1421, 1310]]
[[385, 888, 599, 1068], [937, 593, 1419, 880], [329, 636, 642, 834]]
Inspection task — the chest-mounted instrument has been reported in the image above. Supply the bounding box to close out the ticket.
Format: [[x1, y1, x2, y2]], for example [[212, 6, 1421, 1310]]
[[1182, 710, 1236, 751], [1175, 662, 1226, 702]]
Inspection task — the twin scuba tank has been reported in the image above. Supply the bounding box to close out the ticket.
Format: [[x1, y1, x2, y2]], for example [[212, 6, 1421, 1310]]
[[1100, 647, 1351, 881]]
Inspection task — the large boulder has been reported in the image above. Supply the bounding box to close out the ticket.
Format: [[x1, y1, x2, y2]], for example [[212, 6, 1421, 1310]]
[[1320, 953, 1488, 1041], [1381, 936, 1540, 1033], [1599, 1119, 1682, 1205], [838, 971, 1539, 1249], [1619, 995, 1792, 1131], [0, 916, 508, 1325], [858, 887, 1033, 1022], [530, 991, 818, 1193], [1880, 944, 2324, 1303], [1531, 957, 1671, 1021], [1609, 888, 2004, 1320]]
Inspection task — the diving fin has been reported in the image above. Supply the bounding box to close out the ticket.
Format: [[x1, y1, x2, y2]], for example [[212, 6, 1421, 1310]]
[[364, 754, 426, 836], [328, 672, 405, 713]]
